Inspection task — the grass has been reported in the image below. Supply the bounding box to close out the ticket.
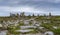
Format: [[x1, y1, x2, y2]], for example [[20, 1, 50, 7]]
[[41, 23, 60, 35], [1, 16, 60, 35], [7, 23, 21, 35]]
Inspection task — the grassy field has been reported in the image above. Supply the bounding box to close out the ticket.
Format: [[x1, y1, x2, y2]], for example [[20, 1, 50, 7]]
[[0, 16, 60, 35]]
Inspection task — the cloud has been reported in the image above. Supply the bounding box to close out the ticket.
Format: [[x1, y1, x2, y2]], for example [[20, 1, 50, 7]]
[[0, 6, 49, 14], [31, 0, 60, 3], [0, 0, 60, 7], [0, 0, 60, 16], [47, 0, 60, 3]]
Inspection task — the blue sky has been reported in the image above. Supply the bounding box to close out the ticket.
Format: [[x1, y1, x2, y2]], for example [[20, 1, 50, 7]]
[[0, 0, 60, 16]]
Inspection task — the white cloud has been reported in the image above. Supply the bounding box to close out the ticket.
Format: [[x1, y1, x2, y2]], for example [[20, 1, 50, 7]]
[[28, 0, 60, 3], [45, 0, 60, 3], [0, 0, 60, 16], [0, 6, 47, 13], [0, 5, 59, 15], [8, 0, 19, 4]]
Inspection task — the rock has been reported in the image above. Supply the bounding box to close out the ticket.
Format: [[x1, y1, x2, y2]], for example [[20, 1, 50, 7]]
[[44, 31, 54, 35]]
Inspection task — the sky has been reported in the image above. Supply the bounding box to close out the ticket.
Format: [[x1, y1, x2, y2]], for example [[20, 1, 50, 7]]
[[0, 0, 60, 16]]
